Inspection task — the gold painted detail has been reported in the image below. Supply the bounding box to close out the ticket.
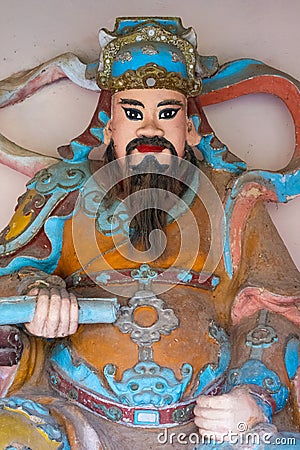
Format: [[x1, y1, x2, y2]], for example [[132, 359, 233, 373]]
[[115, 51, 132, 63], [97, 23, 202, 96], [142, 44, 159, 55], [100, 63, 199, 96], [3, 191, 45, 242], [0, 407, 61, 449], [169, 50, 184, 63]]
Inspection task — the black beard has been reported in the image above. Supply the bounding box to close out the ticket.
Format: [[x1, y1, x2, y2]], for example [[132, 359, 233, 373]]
[[103, 139, 198, 254]]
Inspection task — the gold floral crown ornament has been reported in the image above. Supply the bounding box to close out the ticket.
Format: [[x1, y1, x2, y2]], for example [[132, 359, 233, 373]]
[[97, 17, 203, 97]]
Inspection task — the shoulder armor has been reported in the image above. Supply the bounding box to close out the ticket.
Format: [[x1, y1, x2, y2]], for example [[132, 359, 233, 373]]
[[0, 160, 91, 275]]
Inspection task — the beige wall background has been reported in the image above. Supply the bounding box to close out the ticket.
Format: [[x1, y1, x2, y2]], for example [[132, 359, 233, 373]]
[[0, 0, 299, 268]]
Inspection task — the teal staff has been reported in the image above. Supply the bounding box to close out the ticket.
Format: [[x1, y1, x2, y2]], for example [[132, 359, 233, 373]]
[[0, 296, 119, 325]]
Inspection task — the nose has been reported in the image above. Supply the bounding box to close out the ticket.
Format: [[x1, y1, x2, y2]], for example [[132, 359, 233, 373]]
[[136, 116, 164, 138]]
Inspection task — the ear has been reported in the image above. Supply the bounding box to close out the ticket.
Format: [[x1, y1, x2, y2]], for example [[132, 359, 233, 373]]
[[186, 119, 201, 146], [103, 119, 112, 145]]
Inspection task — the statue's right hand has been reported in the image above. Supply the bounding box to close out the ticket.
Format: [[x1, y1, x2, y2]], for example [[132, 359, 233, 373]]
[[25, 287, 79, 338]]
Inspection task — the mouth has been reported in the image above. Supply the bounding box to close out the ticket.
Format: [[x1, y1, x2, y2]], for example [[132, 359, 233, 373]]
[[136, 144, 165, 153]]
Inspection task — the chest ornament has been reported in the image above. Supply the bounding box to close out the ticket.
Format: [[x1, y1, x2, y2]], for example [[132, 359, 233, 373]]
[[114, 289, 179, 350], [108, 288, 193, 407], [49, 284, 230, 427]]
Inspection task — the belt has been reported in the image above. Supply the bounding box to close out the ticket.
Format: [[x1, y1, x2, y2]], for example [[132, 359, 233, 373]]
[[66, 267, 220, 291], [49, 362, 195, 428]]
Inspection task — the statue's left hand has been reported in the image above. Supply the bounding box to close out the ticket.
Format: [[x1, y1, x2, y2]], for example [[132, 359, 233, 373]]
[[24, 287, 78, 338], [194, 386, 268, 441]]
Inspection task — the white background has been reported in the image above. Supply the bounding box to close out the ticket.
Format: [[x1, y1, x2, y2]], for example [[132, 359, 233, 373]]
[[0, 0, 299, 268]]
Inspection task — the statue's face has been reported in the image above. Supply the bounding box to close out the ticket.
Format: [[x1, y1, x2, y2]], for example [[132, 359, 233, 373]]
[[104, 89, 200, 162]]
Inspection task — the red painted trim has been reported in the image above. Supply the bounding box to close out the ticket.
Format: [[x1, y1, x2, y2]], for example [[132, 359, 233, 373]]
[[200, 75, 300, 163], [232, 286, 300, 326], [49, 363, 196, 427], [229, 183, 277, 272]]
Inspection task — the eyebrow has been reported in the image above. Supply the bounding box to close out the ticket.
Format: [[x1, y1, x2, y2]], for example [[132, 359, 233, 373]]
[[119, 99, 145, 108], [157, 100, 184, 107]]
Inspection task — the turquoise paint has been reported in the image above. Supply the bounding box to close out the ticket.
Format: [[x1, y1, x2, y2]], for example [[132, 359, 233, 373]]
[[27, 161, 89, 193], [202, 59, 263, 84], [285, 337, 300, 380], [0, 191, 65, 256], [0, 296, 118, 325], [191, 115, 246, 173], [194, 323, 230, 396], [98, 110, 110, 124], [92, 171, 198, 238], [103, 361, 193, 407], [86, 61, 98, 71], [211, 276, 220, 288], [131, 264, 158, 286], [0, 161, 91, 275], [66, 112, 109, 162], [190, 115, 201, 134], [230, 170, 300, 203], [223, 169, 300, 278], [226, 359, 289, 413], [197, 132, 246, 173], [167, 169, 198, 221], [0, 214, 70, 276], [202, 58, 300, 95], [51, 344, 117, 400], [90, 111, 110, 142], [133, 409, 160, 426], [0, 397, 70, 449], [95, 272, 111, 285], [115, 18, 181, 35], [177, 270, 192, 283], [68, 141, 93, 163], [96, 201, 130, 236], [90, 127, 104, 141], [51, 345, 194, 408], [98, 111, 109, 125], [112, 44, 187, 78]]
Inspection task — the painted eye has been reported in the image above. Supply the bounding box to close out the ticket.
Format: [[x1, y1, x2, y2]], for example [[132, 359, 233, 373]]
[[159, 108, 180, 119], [122, 107, 143, 120]]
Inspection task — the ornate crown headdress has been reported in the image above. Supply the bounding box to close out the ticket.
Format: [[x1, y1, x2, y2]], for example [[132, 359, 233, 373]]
[[97, 17, 204, 97]]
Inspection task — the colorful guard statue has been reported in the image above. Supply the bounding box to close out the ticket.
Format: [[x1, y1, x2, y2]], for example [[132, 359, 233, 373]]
[[0, 16, 300, 450]]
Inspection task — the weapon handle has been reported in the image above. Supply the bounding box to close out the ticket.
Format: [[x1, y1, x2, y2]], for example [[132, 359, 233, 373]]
[[0, 296, 119, 325]]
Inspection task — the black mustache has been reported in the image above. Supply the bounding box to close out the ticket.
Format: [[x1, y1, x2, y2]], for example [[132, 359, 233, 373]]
[[125, 136, 177, 155], [129, 154, 170, 173]]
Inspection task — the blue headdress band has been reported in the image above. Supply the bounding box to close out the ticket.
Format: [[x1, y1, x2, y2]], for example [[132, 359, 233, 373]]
[[97, 17, 203, 97]]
